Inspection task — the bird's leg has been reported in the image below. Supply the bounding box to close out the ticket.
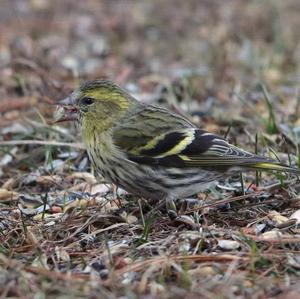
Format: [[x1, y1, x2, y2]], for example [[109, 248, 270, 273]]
[[166, 196, 178, 220], [166, 198, 200, 229]]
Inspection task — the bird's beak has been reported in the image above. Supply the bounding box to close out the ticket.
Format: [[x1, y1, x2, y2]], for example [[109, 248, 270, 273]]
[[53, 96, 79, 123]]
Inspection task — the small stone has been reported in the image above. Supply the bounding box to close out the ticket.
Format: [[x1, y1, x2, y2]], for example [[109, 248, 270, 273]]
[[189, 266, 216, 277], [50, 206, 62, 213], [90, 184, 110, 195], [0, 188, 18, 200], [218, 240, 240, 250], [126, 215, 138, 224], [68, 172, 97, 184], [91, 261, 106, 272], [44, 221, 56, 227], [36, 175, 62, 187], [45, 159, 65, 171], [113, 256, 129, 269], [0, 147, 18, 166], [179, 231, 201, 242], [61, 56, 80, 73], [149, 282, 165, 295], [99, 269, 109, 280], [55, 247, 70, 262], [261, 230, 282, 240], [268, 210, 289, 225], [255, 223, 267, 234], [290, 209, 300, 225], [179, 241, 191, 253], [243, 280, 253, 288]]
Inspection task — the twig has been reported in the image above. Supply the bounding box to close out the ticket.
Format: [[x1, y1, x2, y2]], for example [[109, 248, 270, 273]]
[[24, 265, 88, 282], [244, 234, 300, 244], [258, 178, 299, 192], [0, 140, 85, 149], [114, 254, 246, 275], [186, 191, 264, 213], [66, 223, 129, 248], [186, 178, 299, 213], [53, 215, 125, 244]]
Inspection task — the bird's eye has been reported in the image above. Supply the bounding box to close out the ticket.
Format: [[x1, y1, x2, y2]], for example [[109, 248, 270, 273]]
[[81, 97, 94, 106]]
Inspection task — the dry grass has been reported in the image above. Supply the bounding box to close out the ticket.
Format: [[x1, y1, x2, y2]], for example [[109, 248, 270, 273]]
[[1, 1, 300, 298]]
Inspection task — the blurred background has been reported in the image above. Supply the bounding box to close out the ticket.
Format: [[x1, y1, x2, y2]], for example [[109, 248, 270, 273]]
[[1, 0, 300, 151]]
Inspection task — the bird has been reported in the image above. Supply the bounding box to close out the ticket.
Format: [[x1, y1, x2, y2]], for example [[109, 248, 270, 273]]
[[54, 79, 300, 214]]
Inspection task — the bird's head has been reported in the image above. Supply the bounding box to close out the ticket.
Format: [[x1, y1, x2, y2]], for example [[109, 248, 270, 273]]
[[54, 80, 138, 133]]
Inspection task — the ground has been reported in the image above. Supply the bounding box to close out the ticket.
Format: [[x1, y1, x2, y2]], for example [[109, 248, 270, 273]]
[[0, 1, 300, 298]]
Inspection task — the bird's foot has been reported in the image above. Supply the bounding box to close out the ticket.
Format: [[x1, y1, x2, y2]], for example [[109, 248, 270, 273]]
[[166, 198, 201, 229], [166, 197, 178, 220]]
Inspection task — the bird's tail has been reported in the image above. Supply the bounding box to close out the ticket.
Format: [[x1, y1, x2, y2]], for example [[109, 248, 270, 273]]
[[249, 161, 300, 175]]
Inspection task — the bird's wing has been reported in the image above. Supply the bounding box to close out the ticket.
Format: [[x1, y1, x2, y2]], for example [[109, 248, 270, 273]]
[[113, 105, 196, 153], [112, 106, 290, 171]]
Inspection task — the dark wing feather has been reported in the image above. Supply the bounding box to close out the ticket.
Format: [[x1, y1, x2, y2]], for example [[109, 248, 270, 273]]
[[126, 128, 275, 168], [113, 105, 298, 173]]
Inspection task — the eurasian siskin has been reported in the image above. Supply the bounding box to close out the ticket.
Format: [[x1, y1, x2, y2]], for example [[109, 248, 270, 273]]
[[54, 80, 300, 213]]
